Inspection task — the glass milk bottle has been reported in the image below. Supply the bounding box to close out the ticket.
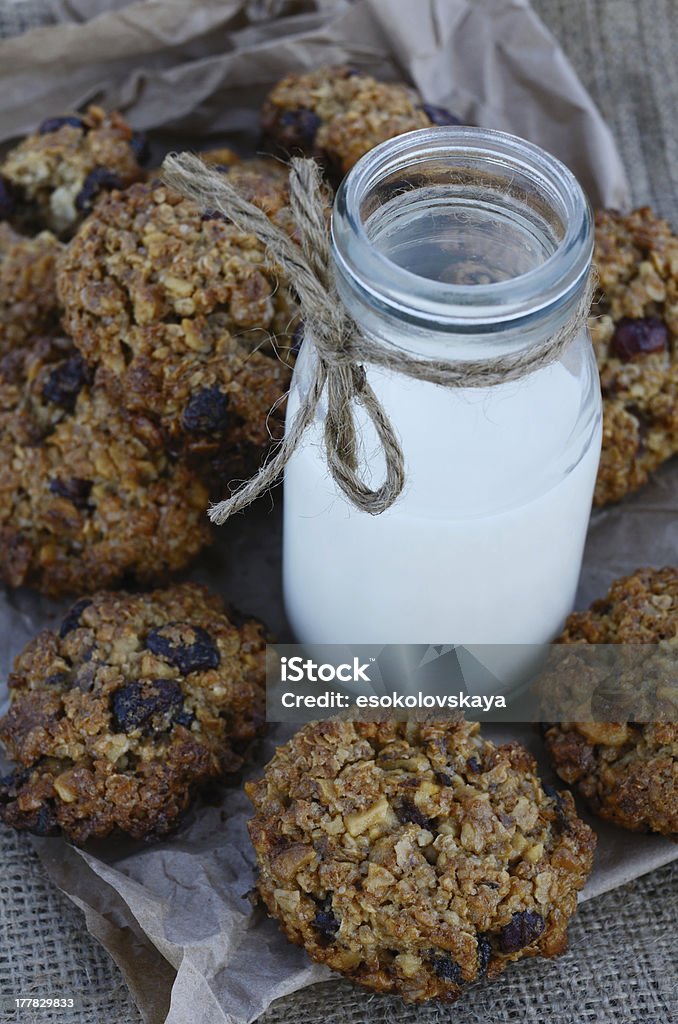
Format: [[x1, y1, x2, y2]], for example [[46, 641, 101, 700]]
[[283, 127, 602, 645]]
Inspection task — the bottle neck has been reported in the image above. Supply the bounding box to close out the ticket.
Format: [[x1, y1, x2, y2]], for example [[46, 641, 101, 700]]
[[331, 126, 593, 360]]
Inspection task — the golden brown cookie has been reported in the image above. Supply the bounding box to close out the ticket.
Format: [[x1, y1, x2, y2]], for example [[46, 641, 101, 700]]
[[261, 65, 461, 179], [0, 584, 266, 843], [543, 567, 678, 836], [0, 105, 145, 236], [0, 223, 63, 354], [246, 719, 595, 1004], [590, 208, 678, 505], [57, 178, 295, 481], [0, 338, 211, 596]]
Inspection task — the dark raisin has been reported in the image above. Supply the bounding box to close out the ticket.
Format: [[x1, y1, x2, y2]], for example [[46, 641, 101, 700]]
[[430, 954, 463, 985], [29, 804, 59, 836], [173, 709, 196, 728], [626, 403, 652, 433], [201, 209, 228, 222], [312, 908, 340, 941], [434, 770, 453, 786], [59, 598, 93, 638], [111, 678, 185, 734], [420, 103, 462, 126], [48, 477, 93, 509], [145, 623, 220, 675], [0, 767, 30, 795], [0, 176, 15, 220], [466, 757, 482, 773], [311, 894, 339, 941], [39, 115, 87, 134], [397, 798, 434, 829], [279, 108, 322, 147], [498, 910, 545, 953], [611, 316, 669, 361], [43, 672, 71, 688], [42, 355, 89, 410], [626, 402, 653, 454], [477, 934, 493, 975], [542, 783, 572, 832], [75, 167, 125, 212], [182, 388, 230, 435], [130, 131, 150, 163]]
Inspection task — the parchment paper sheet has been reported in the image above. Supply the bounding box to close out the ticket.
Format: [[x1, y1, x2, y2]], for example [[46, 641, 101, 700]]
[[0, 0, 628, 208], [0, 1, 674, 1022]]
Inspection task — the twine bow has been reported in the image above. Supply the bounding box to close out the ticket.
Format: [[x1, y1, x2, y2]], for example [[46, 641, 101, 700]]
[[162, 153, 595, 525]]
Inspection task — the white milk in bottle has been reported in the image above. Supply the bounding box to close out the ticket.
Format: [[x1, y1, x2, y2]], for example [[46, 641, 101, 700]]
[[283, 128, 602, 653]]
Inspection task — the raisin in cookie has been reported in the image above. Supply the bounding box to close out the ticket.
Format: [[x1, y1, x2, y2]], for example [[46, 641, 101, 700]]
[[0, 584, 266, 843], [0, 223, 63, 354], [246, 719, 595, 1004], [0, 337, 211, 596], [58, 179, 295, 478], [261, 65, 461, 179], [542, 567, 678, 836], [0, 106, 145, 236], [591, 208, 678, 505]]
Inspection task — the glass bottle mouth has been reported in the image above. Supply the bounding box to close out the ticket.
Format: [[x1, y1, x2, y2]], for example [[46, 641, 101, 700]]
[[331, 126, 593, 335]]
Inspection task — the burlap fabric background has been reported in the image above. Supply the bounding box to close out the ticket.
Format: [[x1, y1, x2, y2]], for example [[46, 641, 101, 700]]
[[1, 1, 677, 1022]]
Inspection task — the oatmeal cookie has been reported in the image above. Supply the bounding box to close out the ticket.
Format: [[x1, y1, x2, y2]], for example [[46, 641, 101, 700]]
[[197, 150, 301, 249], [261, 65, 461, 179], [590, 207, 678, 505], [0, 584, 266, 843], [0, 337, 211, 596], [0, 223, 63, 354], [246, 719, 595, 1004], [0, 106, 145, 237], [57, 179, 295, 478], [542, 567, 678, 836]]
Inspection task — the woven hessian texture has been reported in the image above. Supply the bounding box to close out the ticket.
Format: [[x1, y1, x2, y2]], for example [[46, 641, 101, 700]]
[[0, 0, 57, 38], [1, 1, 677, 1022], [0, 829, 141, 1022]]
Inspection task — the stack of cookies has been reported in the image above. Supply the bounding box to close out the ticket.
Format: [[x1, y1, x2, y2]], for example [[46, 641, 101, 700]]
[[0, 106, 297, 597], [0, 108, 297, 846]]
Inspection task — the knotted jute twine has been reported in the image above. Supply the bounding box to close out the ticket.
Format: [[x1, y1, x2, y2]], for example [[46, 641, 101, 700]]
[[162, 153, 595, 525]]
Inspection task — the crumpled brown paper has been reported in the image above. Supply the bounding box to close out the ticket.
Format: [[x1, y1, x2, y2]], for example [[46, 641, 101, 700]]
[[0, 1, 673, 1022], [0, 0, 628, 208]]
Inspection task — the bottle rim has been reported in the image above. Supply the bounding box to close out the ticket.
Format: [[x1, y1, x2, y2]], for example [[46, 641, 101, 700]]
[[331, 126, 593, 332]]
